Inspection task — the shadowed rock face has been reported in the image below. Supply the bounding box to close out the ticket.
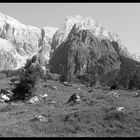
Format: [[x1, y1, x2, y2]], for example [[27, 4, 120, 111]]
[[50, 24, 121, 83]]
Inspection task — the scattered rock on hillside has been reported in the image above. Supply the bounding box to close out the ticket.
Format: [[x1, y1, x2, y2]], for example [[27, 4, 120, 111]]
[[27, 96, 40, 104], [38, 93, 48, 98], [67, 93, 81, 104], [34, 114, 48, 122], [27, 93, 48, 104], [1, 94, 10, 101], [77, 88, 81, 91], [133, 92, 140, 97], [106, 91, 120, 99], [0, 88, 14, 102], [116, 107, 125, 112]]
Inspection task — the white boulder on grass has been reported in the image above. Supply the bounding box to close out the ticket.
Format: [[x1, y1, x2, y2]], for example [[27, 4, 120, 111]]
[[116, 107, 124, 112], [67, 93, 81, 104], [107, 91, 120, 98], [28, 96, 40, 104], [1, 94, 10, 101], [28, 93, 48, 104], [35, 115, 48, 122]]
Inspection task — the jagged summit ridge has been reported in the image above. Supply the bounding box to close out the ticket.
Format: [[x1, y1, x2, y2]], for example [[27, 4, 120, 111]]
[[52, 15, 122, 51], [52, 15, 139, 61], [62, 15, 120, 40], [65, 15, 119, 40]]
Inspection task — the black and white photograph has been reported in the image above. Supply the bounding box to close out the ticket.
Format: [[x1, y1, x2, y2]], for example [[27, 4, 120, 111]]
[[0, 2, 139, 137]]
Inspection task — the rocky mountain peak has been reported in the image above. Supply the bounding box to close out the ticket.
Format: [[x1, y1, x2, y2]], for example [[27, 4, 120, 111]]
[[52, 15, 139, 62], [62, 15, 121, 41], [51, 15, 122, 51]]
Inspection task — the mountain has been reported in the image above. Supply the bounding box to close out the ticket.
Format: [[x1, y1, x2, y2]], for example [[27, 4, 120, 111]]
[[0, 12, 139, 77], [50, 23, 120, 74], [0, 13, 58, 70], [51, 15, 136, 60], [49, 16, 140, 89]]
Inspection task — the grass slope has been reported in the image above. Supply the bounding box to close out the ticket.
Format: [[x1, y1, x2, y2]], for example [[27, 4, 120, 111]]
[[0, 78, 139, 137]]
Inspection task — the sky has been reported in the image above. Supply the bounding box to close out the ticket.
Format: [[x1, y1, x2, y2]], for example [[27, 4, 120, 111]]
[[0, 3, 140, 55]]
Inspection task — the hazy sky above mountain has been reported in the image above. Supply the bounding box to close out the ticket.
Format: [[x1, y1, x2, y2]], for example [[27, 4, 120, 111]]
[[0, 3, 140, 55]]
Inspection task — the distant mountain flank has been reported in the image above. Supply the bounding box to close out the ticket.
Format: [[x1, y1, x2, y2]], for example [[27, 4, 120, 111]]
[[0, 13, 139, 71], [0, 12, 58, 70]]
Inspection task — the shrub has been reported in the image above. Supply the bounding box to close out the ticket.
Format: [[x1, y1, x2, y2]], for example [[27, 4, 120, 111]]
[[11, 70, 38, 101], [11, 63, 42, 101], [3, 70, 14, 77], [1, 68, 25, 78], [77, 74, 96, 86], [59, 74, 67, 82], [46, 72, 61, 81], [0, 73, 7, 80]]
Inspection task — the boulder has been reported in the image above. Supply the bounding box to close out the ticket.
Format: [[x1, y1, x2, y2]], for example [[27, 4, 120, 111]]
[[77, 88, 81, 91], [27, 93, 48, 104], [133, 92, 140, 97], [0, 88, 14, 98], [116, 107, 125, 112], [27, 96, 40, 104], [1, 94, 10, 101], [39, 93, 48, 98], [34, 115, 48, 122], [67, 93, 81, 104], [106, 91, 120, 99]]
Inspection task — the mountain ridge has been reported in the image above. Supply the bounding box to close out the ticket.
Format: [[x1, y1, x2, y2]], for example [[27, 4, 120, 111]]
[[51, 15, 139, 61], [0, 12, 139, 71]]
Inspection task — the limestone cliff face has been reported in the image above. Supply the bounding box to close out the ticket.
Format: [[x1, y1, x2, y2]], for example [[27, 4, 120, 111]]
[[0, 13, 58, 70]]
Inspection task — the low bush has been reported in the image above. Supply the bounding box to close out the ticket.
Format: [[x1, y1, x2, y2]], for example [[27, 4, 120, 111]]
[[46, 72, 61, 81], [1, 68, 24, 78], [11, 62, 42, 101], [0, 73, 7, 80]]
